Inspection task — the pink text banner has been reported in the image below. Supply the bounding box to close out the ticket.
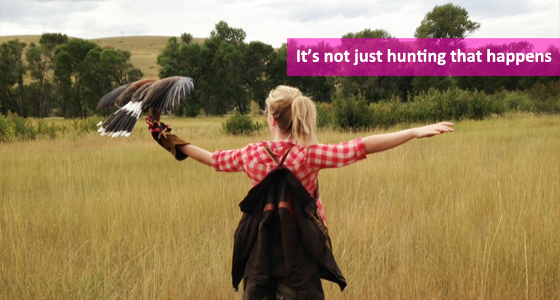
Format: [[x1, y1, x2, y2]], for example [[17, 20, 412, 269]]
[[286, 38, 560, 76]]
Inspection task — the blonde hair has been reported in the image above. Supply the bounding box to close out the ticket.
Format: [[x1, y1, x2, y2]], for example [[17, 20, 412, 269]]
[[265, 85, 318, 146]]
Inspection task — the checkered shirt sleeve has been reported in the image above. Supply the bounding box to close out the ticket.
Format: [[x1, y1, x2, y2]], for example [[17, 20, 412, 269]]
[[212, 145, 249, 173], [307, 138, 367, 170]]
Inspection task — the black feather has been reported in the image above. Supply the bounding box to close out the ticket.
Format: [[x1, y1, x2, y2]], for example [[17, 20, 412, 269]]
[[97, 83, 132, 110], [115, 79, 157, 107]]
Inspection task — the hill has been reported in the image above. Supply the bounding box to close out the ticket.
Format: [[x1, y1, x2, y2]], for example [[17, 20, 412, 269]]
[[0, 35, 204, 79]]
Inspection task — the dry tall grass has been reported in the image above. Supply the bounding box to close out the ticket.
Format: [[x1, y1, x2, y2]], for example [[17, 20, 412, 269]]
[[1, 114, 559, 299]]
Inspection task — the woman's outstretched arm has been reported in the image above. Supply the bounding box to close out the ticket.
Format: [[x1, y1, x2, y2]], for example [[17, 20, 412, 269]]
[[175, 122, 453, 165], [147, 117, 214, 166], [178, 144, 213, 166], [363, 122, 454, 155]]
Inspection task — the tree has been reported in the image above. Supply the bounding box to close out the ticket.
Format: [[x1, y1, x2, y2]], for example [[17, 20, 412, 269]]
[[54, 39, 101, 118], [0, 39, 27, 116], [81, 47, 144, 117], [267, 43, 334, 103], [157, 22, 252, 116], [453, 41, 545, 94], [413, 4, 480, 95], [53, 38, 143, 118], [335, 29, 414, 103], [26, 43, 50, 117], [181, 33, 193, 44], [414, 3, 480, 39], [342, 28, 393, 39], [244, 41, 275, 110], [157, 37, 183, 77], [158, 36, 206, 116], [156, 22, 333, 115], [39, 33, 68, 72], [26, 33, 69, 117], [411, 76, 456, 95], [206, 21, 250, 115], [266, 44, 288, 88], [98, 48, 143, 86], [211, 20, 246, 45]]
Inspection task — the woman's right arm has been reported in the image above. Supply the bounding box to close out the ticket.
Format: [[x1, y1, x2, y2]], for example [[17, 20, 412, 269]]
[[178, 144, 213, 166]]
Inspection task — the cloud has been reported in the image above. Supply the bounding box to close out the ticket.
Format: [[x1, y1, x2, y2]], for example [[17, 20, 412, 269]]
[[25, 0, 107, 2], [455, 0, 543, 20], [1, 0, 101, 30], [253, 0, 403, 23], [0, 0, 557, 47], [256, 0, 546, 24]]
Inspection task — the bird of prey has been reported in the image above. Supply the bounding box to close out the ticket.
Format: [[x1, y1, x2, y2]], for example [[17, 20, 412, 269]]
[[96, 76, 194, 137]]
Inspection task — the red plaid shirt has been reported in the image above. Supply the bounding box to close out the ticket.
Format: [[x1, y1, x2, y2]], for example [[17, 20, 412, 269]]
[[211, 138, 367, 222]]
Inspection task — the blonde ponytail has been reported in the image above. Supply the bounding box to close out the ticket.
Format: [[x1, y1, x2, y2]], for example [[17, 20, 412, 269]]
[[292, 95, 318, 146], [265, 85, 318, 146]]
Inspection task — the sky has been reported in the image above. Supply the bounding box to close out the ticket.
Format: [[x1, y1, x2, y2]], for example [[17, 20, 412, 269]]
[[1, 0, 558, 48]]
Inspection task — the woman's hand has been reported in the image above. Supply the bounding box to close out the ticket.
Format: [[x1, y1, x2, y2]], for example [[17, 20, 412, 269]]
[[412, 122, 454, 139]]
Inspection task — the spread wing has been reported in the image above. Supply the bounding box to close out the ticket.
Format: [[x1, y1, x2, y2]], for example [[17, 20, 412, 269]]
[[96, 76, 194, 137], [141, 76, 195, 114], [96, 83, 133, 110]]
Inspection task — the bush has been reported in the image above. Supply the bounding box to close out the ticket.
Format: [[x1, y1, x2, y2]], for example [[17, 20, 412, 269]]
[[315, 102, 333, 129], [0, 113, 101, 143], [222, 111, 264, 135], [409, 88, 497, 122], [250, 101, 263, 117], [37, 119, 59, 139], [318, 84, 559, 131], [332, 93, 373, 130], [0, 114, 15, 142], [69, 118, 101, 135], [530, 81, 560, 114], [502, 91, 534, 112], [369, 96, 406, 128], [6, 112, 37, 141]]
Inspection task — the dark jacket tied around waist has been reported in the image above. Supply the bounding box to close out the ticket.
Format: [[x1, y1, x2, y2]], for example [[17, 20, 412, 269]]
[[232, 167, 347, 299]]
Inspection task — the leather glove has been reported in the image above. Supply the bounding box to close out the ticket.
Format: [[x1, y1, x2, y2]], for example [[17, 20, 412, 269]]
[[146, 117, 189, 161]]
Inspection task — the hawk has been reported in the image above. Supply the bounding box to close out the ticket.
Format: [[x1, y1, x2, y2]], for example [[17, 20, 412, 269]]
[[96, 76, 194, 137]]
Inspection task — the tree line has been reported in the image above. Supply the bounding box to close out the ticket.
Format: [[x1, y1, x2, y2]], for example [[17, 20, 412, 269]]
[[0, 3, 558, 119], [0, 33, 142, 118]]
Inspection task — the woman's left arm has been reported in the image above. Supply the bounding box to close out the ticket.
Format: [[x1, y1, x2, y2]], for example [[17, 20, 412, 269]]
[[363, 122, 454, 155]]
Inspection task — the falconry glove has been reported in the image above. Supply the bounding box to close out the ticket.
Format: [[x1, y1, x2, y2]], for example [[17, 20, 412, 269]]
[[146, 117, 189, 161]]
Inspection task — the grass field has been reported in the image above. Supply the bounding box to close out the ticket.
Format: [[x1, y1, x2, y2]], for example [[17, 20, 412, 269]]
[[1, 114, 559, 299]]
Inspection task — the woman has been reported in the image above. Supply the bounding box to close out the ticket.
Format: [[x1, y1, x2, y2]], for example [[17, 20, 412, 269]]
[[150, 85, 454, 299]]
